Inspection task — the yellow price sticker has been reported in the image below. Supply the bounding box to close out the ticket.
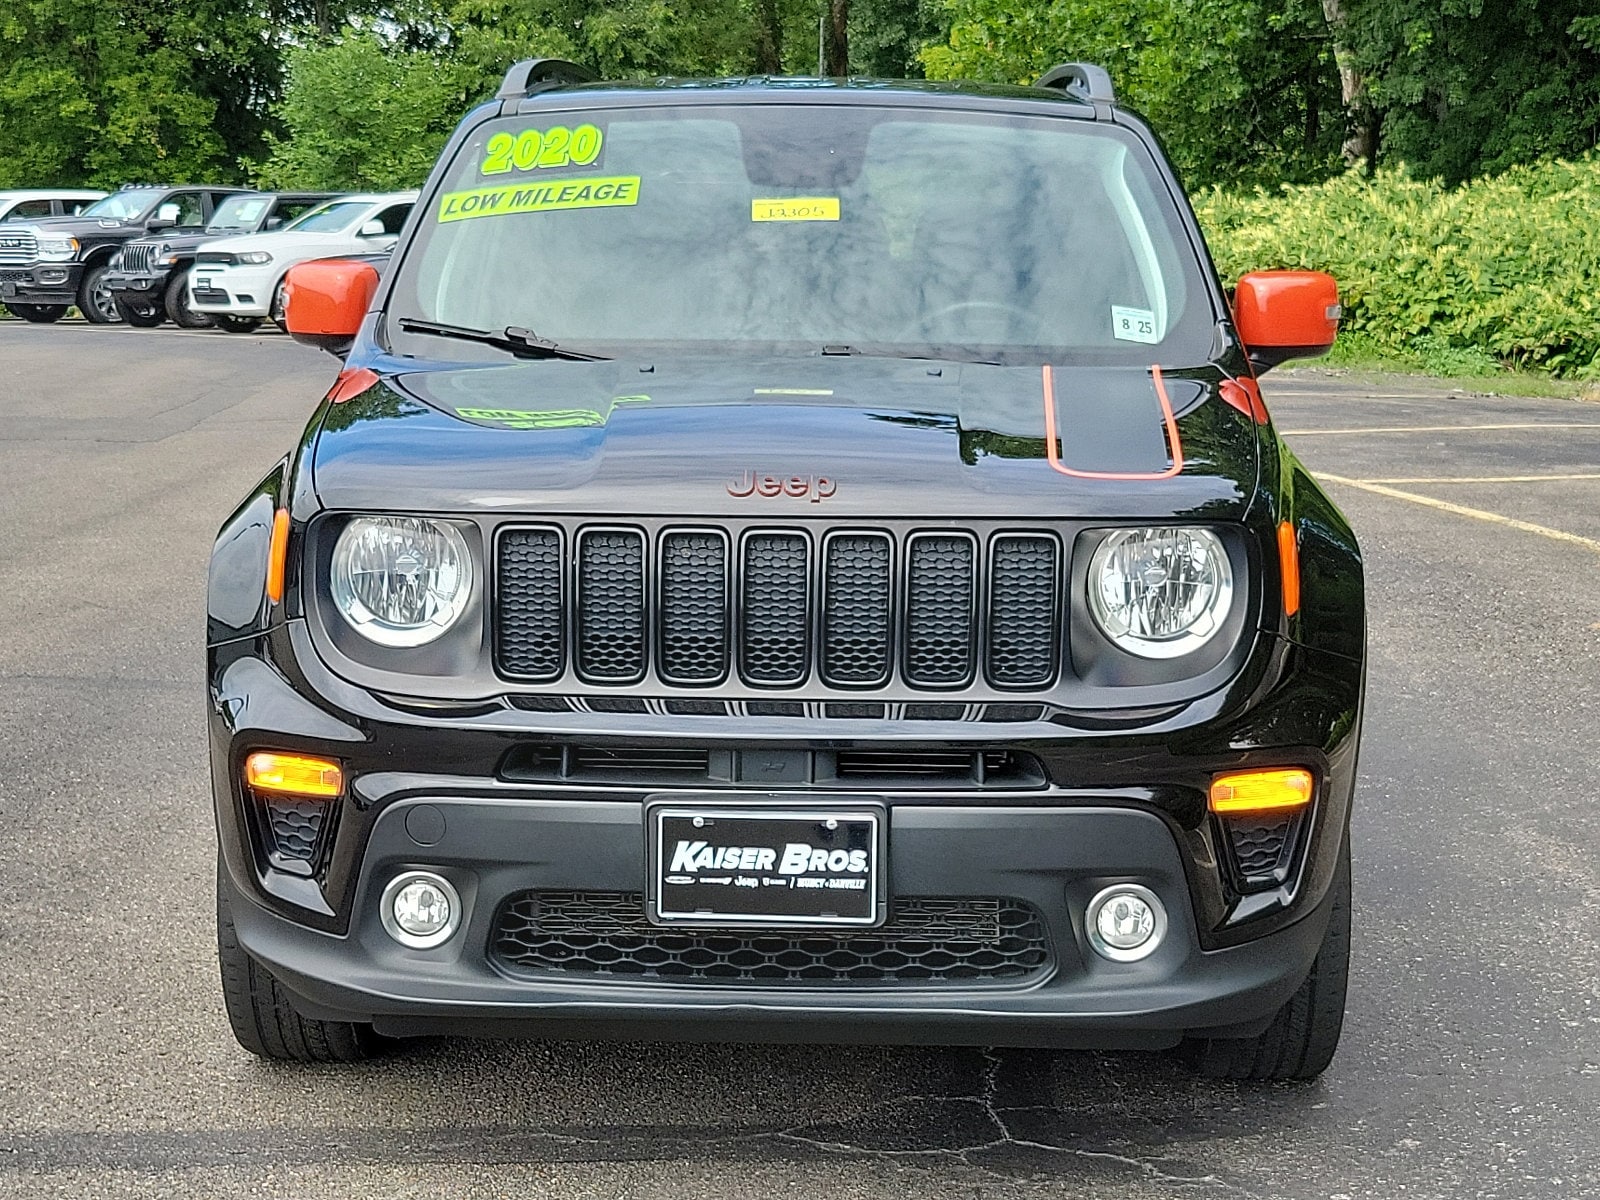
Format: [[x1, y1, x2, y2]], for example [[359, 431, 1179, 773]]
[[752, 197, 840, 222], [438, 176, 641, 223]]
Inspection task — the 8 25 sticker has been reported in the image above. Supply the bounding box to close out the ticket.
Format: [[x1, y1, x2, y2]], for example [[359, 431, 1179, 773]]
[[482, 124, 603, 175], [1111, 305, 1160, 344]]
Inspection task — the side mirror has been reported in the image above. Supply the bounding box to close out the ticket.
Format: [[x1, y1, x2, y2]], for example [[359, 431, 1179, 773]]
[[283, 258, 381, 355], [357, 219, 386, 238], [1233, 270, 1340, 372]]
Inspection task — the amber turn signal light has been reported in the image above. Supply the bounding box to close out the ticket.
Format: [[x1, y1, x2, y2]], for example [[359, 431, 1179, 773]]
[[266, 508, 290, 604], [1277, 520, 1301, 617], [245, 752, 343, 798], [1209, 768, 1314, 815]]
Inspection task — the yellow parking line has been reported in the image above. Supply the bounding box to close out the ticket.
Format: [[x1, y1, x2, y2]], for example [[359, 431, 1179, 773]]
[[1353, 473, 1600, 484], [1318, 473, 1600, 555], [1282, 423, 1600, 435]]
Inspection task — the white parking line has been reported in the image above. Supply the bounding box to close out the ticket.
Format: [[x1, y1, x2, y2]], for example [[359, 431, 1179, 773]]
[[1318, 473, 1600, 555], [1352, 473, 1600, 484], [1282, 423, 1600, 435]]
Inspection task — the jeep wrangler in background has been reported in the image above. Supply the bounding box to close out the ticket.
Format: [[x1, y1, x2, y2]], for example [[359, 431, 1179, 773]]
[[210, 60, 1363, 1081], [0, 183, 251, 324], [103, 191, 337, 328]]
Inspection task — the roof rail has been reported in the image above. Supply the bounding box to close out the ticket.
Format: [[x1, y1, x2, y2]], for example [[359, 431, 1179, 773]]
[[1035, 62, 1115, 108], [496, 58, 596, 103]]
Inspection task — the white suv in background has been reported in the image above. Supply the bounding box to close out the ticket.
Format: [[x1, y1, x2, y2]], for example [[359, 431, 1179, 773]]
[[0, 189, 107, 223], [188, 192, 417, 332]]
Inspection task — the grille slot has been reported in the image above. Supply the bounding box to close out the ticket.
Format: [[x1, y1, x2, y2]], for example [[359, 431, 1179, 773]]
[[497, 527, 564, 680], [491, 892, 1052, 986], [821, 533, 893, 686], [904, 534, 977, 686], [834, 748, 1045, 787], [658, 531, 729, 683], [739, 533, 810, 685], [986, 535, 1061, 687], [575, 529, 647, 682]]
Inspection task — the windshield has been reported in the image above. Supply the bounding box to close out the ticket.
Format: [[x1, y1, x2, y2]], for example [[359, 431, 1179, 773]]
[[390, 101, 1215, 365], [82, 192, 154, 222], [285, 200, 367, 233], [207, 195, 270, 232]]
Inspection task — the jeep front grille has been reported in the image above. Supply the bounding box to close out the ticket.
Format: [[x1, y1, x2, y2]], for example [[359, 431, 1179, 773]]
[[494, 523, 1061, 692], [118, 243, 155, 274]]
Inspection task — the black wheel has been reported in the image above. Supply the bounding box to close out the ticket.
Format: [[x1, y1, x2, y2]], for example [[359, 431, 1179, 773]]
[[164, 270, 213, 329], [5, 303, 67, 323], [77, 263, 122, 324], [216, 861, 385, 1063], [1182, 841, 1351, 1081], [270, 280, 289, 333], [114, 296, 165, 327], [214, 314, 264, 334]]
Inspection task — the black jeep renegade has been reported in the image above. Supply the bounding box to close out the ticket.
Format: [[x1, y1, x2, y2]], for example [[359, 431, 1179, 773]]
[[207, 61, 1363, 1080]]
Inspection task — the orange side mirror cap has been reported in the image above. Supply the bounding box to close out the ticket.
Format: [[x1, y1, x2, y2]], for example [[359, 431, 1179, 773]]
[[1233, 270, 1340, 372], [283, 258, 381, 355]]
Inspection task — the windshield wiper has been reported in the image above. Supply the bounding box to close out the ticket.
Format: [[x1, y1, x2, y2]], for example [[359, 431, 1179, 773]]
[[396, 318, 610, 361]]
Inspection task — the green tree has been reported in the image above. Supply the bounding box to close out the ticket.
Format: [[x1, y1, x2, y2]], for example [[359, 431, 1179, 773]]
[[919, 0, 1343, 188], [258, 30, 480, 190], [1341, 0, 1600, 184]]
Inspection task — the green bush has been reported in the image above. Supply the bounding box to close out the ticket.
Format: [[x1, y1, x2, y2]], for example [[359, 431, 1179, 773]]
[[1194, 159, 1600, 377]]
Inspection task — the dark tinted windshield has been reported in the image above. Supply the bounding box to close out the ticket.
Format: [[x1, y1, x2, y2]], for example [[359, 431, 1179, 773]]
[[390, 101, 1215, 365]]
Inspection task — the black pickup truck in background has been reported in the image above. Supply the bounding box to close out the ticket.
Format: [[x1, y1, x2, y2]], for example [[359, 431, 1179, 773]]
[[0, 184, 251, 324], [104, 191, 337, 328]]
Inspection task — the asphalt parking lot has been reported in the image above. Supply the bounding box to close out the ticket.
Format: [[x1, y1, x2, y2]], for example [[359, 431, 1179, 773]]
[[2, 321, 1598, 1199]]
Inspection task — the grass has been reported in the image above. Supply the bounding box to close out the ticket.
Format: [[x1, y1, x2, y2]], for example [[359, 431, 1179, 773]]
[[1298, 331, 1591, 400]]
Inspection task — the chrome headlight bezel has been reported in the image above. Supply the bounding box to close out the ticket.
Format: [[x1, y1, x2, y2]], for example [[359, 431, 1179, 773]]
[[1086, 526, 1236, 660], [36, 234, 79, 262], [329, 515, 475, 647]]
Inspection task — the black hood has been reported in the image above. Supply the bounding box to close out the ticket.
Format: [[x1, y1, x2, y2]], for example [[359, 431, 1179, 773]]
[[310, 356, 1260, 520]]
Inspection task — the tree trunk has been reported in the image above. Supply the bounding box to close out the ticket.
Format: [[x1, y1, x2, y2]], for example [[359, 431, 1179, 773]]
[[825, 0, 849, 77], [754, 0, 783, 74], [1321, 0, 1378, 166]]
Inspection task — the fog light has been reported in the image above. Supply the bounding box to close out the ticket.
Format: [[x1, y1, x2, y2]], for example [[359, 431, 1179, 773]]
[[1086, 884, 1167, 962], [380, 871, 461, 949], [39, 269, 69, 285]]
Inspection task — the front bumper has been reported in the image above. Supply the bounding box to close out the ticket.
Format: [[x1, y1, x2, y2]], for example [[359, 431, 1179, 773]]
[[0, 264, 84, 306], [103, 266, 171, 304], [210, 619, 1362, 1049], [189, 264, 275, 316]]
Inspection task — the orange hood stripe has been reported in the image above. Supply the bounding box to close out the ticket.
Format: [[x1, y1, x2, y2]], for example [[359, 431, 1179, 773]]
[[1041, 363, 1184, 481]]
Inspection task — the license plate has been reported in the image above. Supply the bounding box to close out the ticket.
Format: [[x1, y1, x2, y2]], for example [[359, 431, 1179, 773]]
[[649, 804, 883, 927]]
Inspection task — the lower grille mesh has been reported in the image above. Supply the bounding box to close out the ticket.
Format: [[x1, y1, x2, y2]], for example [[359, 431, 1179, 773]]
[[262, 797, 324, 863], [491, 892, 1052, 985]]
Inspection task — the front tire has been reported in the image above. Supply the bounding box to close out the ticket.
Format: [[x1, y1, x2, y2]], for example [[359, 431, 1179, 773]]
[[5, 303, 67, 323], [164, 270, 213, 329], [1182, 841, 1351, 1081], [114, 296, 165, 327], [214, 314, 264, 334], [216, 861, 385, 1063], [77, 263, 122, 324]]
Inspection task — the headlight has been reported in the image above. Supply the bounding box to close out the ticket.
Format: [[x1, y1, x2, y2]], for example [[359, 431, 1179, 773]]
[[153, 243, 175, 265], [37, 235, 78, 262], [330, 516, 473, 647], [237, 251, 273, 265], [1087, 527, 1233, 659]]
